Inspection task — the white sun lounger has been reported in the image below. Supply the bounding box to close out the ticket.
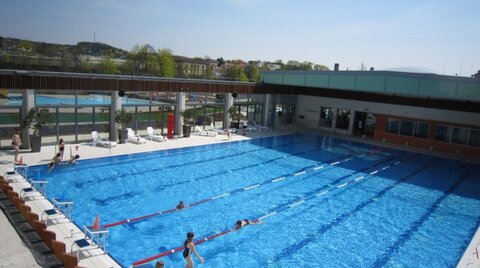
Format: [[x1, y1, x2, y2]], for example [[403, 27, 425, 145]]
[[91, 131, 117, 148], [194, 126, 217, 137], [146, 127, 167, 142], [126, 128, 147, 144], [249, 120, 270, 131]]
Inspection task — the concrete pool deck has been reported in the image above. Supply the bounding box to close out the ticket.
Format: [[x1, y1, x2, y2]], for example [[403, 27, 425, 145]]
[[0, 128, 479, 267]]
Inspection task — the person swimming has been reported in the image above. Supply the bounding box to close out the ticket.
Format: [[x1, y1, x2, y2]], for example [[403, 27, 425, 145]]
[[232, 219, 262, 231], [176, 201, 186, 210]]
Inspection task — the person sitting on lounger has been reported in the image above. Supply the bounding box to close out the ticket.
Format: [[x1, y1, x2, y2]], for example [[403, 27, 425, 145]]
[[176, 201, 186, 210], [232, 219, 262, 231]]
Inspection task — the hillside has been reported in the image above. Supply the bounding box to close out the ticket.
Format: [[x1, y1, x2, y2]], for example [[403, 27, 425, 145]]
[[0, 36, 128, 58]]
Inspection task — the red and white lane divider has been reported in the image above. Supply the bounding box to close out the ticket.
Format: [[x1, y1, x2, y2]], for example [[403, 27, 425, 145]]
[[105, 148, 382, 229], [131, 152, 413, 267]]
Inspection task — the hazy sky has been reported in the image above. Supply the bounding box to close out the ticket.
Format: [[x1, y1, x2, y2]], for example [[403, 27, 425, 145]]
[[1, 0, 479, 76]]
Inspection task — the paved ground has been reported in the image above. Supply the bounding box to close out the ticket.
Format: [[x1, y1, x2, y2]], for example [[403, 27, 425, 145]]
[[0, 128, 478, 267], [0, 207, 40, 268]]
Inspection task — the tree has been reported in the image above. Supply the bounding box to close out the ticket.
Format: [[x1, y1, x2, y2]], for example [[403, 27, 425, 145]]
[[205, 65, 214, 80], [223, 64, 246, 81], [156, 49, 175, 77], [314, 64, 330, 71], [239, 71, 249, 82], [98, 54, 118, 74], [245, 63, 260, 82], [301, 61, 313, 71], [125, 44, 156, 75]]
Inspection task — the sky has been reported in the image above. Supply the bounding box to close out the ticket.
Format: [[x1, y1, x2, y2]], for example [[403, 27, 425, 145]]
[[1, 0, 479, 76]]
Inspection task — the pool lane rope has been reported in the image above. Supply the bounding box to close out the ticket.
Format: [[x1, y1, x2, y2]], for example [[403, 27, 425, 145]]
[[104, 147, 384, 229], [131, 152, 418, 267]]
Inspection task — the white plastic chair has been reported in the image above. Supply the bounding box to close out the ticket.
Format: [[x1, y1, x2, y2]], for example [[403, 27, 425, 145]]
[[146, 127, 167, 142], [209, 123, 225, 135], [126, 128, 147, 144], [91, 131, 117, 148]]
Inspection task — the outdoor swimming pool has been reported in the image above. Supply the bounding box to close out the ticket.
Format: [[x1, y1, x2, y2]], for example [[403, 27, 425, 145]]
[[6, 94, 155, 105], [27, 133, 480, 267]]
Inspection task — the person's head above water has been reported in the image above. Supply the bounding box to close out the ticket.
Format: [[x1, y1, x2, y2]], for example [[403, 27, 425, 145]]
[[187, 231, 195, 240]]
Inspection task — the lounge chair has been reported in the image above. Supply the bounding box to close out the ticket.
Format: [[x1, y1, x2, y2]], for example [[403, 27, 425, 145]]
[[91, 131, 117, 148], [146, 127, 167, 142], [209, 123, 225, 135], [194, 126, 217, 137], [249, 120, 270, 131], [126, 128, 147, 144]]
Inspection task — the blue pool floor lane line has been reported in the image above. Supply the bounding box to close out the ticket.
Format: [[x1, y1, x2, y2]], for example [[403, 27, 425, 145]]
[[104, 146, 385, 228], [130, 152, 418, 266]]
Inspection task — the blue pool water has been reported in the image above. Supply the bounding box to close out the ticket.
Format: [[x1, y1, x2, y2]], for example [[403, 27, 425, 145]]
[[7, 95, 152, 105], [28, 134, 480, 267]]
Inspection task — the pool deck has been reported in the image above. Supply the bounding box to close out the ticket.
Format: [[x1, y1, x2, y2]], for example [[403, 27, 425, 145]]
[[0, 128, 479, 267]]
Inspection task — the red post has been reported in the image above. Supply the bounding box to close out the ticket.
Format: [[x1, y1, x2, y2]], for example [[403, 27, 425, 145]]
[[167, 113, 174, 139]]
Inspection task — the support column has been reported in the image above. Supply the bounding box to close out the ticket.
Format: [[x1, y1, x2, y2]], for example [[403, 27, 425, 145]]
[[348, 111, 356, 135], [21, 89, 35, 149], [110, 91, 122, 141], [224, 93, 233, 129], [176, 92, 185, 135], [262, 94, 272, 127], [331, 108, 337, 131]]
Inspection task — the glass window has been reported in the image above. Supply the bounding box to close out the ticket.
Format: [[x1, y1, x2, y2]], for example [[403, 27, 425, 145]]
[[151, 92, 176, 105], [0, 89, 23, 106], [386, 119, 400, 134], [435, 125, 450, 142], [123, 91, 151, 106], [399, 120, 414, 136], [0, 107, 21, 147], [77, 91, 112, 105], [414, 122, 429, 139], [211, 106, 224, 129], [186, 93, 205, 104], [468, 129, 480, 147], [319, 107, 334, 127], [36, 90, 77, 106], [335, 109, 350, 130], [450, 127, 468, 145]]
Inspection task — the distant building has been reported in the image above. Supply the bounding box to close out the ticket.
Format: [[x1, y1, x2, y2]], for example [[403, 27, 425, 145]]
[[78, 54, 125, 65]]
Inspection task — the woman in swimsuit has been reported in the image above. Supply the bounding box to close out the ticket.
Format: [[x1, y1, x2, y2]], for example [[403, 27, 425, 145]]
[[57, 138, 65, 159], [11, 130, 22, 162], [183, 232, 204, 268]]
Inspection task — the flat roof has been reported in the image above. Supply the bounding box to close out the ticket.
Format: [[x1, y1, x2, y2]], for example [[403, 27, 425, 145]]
[[261, 70, 480, 102]]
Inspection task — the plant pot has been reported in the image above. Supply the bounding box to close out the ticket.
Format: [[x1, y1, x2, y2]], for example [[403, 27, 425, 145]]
[[118, 128, 128, 144], [183, 124, 191, 138], [30, 135, 42, 152]]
